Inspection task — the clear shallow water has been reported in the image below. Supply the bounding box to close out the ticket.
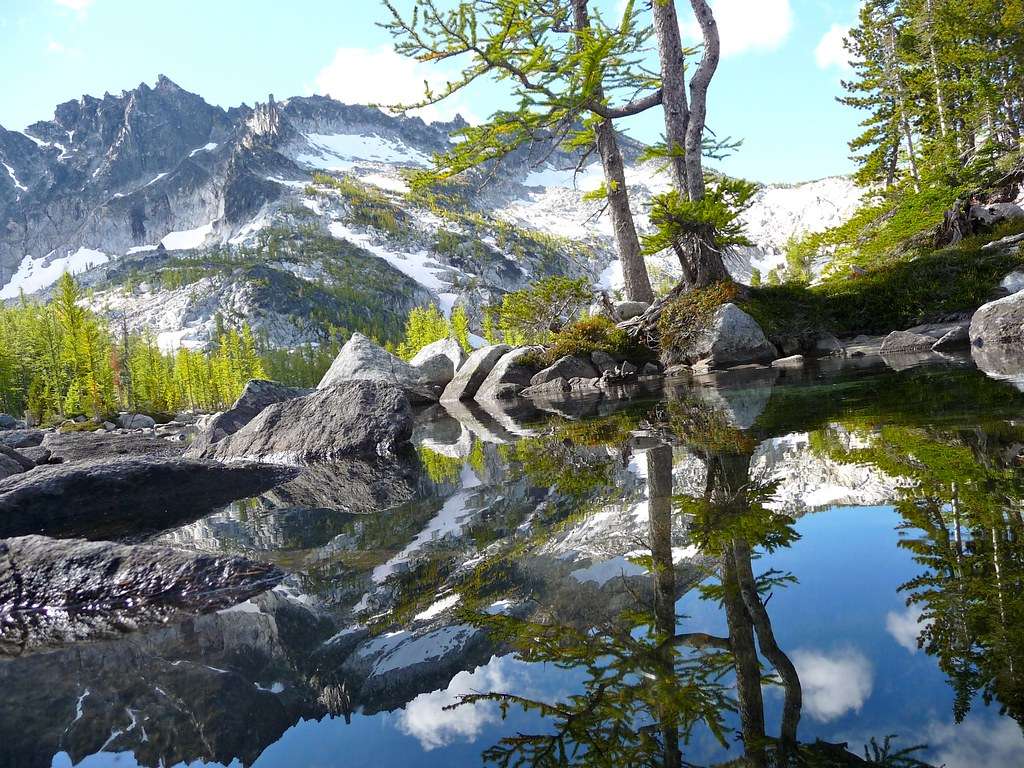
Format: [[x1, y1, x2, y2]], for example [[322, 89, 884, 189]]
[[3, 358, 1024, 767]]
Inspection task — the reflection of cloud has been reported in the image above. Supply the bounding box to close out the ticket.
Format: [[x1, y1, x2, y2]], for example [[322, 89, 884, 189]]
[[926, 715, 1024, 768], [792, 648, 873, 722], [397, 656, 522, 751], [885, 604, 930, 654]]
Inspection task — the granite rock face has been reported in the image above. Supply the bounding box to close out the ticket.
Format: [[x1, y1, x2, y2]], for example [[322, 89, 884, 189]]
[[530, 355, 599, 386], [970, 291, 1024, 348], [409, 338, 466, 387], [663, 303, 776, 370], [197, 380, 414, 465], [476, 347, 543, 401], [187, 379, 310, 457], [441, 344, 510, 402], [318, 333, 439, 403]]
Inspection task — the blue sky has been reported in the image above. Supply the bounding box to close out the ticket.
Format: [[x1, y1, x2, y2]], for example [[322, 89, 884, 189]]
[[1, 0, 862, 183]]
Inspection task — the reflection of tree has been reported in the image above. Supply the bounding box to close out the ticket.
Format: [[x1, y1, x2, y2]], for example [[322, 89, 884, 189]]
[[458, 418, 933, 767], [816, 423, 1024, 727]]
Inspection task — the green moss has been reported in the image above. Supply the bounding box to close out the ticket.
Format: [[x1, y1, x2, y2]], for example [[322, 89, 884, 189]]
[[658, 281, 739, 359], [544, 315, 655, 366]]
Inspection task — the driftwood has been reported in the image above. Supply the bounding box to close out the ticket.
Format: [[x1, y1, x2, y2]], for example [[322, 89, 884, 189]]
[[935, 156, 1024, 247]]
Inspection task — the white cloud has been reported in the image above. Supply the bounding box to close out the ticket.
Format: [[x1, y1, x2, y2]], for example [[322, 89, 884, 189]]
[[396, 656, 525, 750], [926, 714, 1024, 768], [792, 647, 873, 722], [47, 40, 67, 53], [885, 604, 931, 653], [681, 0, 794, 57], [815, 23, 852, 70], [314, 46, 479, 124]]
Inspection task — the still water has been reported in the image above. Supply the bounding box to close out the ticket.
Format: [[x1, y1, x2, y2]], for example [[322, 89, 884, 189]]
[[2, 358, 1023, 767]]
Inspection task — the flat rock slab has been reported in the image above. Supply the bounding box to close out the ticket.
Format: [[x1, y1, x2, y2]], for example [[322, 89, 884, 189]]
[[879, 330, 937, 355], [42, 431, 187, 463], [0, 458, 298, 540], [0, 535, 283, 657], [441, 344, 510, 402], [0, 430, 44, 450]]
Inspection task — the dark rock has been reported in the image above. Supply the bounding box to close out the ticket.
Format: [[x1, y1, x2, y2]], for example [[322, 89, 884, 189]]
[[879, 330, 936, 355], [440, 344, 510, 402], [0, 535, 283, 657], [530, 355, 598, 386], [0, 455, 25, 481], [0, 458, 297, 540], [0, 430, 44, 450], [187, 379, 310, 457], [591, 350, 617, 374], [18, 447, 51, 466], [812, 333, 844, 357], [0, 414, 22, 430], [42, 431, 186, 463], [0, 445, 35, 473], [475, 347, 542, 402], [931, 325, 970, 351], [641, 362, 661, 376], [263, 457, 420, 514], [196, 381, 413, 465], [318, 332, 438, 404], [620, 361, 638, 376]]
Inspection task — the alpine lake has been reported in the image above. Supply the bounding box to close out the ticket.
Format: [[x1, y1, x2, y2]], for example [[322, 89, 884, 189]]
[[3, 352, 1024, 768]]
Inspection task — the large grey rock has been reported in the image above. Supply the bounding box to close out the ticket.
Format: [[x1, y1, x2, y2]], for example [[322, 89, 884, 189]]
[[117, 413, 156, 430], [475, 347, 542, 402], [0, 445, 35, 473], [879, 330, 936, 355], [319, 332, 438, 403], [187, 379, 310, 458], [931, 325, 970, 351], [440, 344, 510, 402], [409, 338, 466, 387], [530, 355, 599, 386], [615, 300, 648, 321], [42, 431, 186, 463], [812, 333, 844, 357], [970, 202, 1024, 227], [970, 291, 1024, 348], [591, 350, 617, 374], [0, 535, 283, 656], [197, 381, 413, 465], [0, 414, 22, 430], [0, 429, 44, 450], [0, 455, 25, 481], [0, 458, 297, 540], [664, 303, 776, 370]]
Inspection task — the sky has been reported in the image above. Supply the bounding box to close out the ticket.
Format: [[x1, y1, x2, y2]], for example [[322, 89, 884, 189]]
[[0, 0, 863, 184]]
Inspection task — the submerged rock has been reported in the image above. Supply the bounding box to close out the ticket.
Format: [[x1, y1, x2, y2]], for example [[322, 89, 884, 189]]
[[196, 381, 413, 465], [0, 535, 283, 657], [187, 379, 310, 457], [441, 344, 510, 402], [0, 458, 297, 540], [262, 457, 420, 514], [318, 332, 438, 403]]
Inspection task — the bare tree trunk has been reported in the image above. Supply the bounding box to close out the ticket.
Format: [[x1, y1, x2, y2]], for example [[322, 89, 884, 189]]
[[924, 0, 949, 141], [594, 118, 654, 303], [884, 24, 920, 190], [684, 0, 719, 203], [651, 0, 690, 192]]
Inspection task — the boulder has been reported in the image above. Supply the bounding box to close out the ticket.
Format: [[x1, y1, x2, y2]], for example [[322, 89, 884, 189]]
[[812, 333, 844, 357], [641, 362, 661, 376], [931, 325, 970, 351], [879, 330, 937, 355], [0, 445, 35, 473], [530, 355, 599, 387], [1001, 270, 1024, 295], [0, 455, 25, 481], [187, 379, 310, 457], [0, 430, 44, 450], [196, 381, 413, 465], [0, 535, 283, 656], [42, 431, 186, 463], [318, 332, 438, 404], [0, 414, 22, 430], [409, 338, 466, 387], [664, 303, 776, 370], [440, 344, 510, 402], [591, 350, 617, 374], [771, 354, 805, 367], [615, 300, 648, 321], [0, 458, 297, 540], [475, 347, 542, 402], [970, 291, 1024, 348], [970, 202, 1024, 228], [118, 413, 156, 430], [18, 446, 51, 466]]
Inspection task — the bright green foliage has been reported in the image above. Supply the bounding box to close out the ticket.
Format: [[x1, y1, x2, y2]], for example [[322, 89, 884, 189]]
[[543, 315, 655, 366], [0, 275, 266, 422], [642, 177, 758, 256], [749, 268, 762, 287], [450, 306, 471, 353], [396, 304, 452, 360], [487, 276, 592, 346], [308, 172, 403, 235]]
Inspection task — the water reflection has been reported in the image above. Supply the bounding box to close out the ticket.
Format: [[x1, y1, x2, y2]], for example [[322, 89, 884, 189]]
[[2, 363, 1024, 767]]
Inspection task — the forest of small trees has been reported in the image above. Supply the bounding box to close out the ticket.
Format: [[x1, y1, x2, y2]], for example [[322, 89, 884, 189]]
[[0, 273, 266, 423]]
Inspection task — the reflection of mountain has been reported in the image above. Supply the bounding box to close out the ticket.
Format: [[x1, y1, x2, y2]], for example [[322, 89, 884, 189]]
[[4, 360, 1024, 766]]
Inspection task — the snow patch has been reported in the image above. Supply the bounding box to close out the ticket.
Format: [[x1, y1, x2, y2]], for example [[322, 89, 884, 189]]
[[0, 248, 109, 299], [161, 222, 214, 251], [328, 220, 448, 292], [296, 132, 432, 171], [2, 162, 27, 192], [188, 142, 218, 157]]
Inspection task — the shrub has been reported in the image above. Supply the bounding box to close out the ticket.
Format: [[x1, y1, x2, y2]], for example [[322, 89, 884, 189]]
[[489, 276, 592, 346], [544, 316, 655, 366]]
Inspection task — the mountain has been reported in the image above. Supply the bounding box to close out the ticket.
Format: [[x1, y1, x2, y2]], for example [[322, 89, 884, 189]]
[[0, 76, 862, 350]]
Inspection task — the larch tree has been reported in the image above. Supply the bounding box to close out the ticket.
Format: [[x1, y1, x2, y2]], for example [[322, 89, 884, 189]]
[[381, 0, 659, 303]]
